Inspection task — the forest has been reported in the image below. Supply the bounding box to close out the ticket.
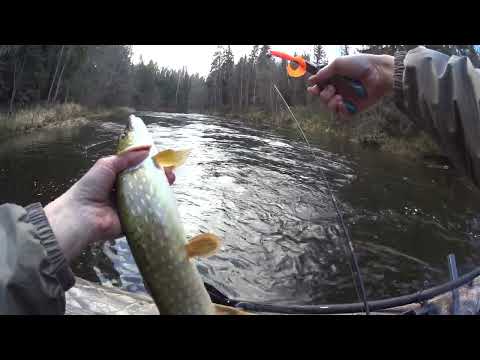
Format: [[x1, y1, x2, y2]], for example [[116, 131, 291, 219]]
[[0, 44, 478, 120], [0, 45, 201, 115]]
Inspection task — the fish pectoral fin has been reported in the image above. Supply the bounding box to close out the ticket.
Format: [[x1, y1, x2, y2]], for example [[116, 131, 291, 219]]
[[214, 304, 251, 315], [185, 233, 221, 258], [152, 149, 191, 169]]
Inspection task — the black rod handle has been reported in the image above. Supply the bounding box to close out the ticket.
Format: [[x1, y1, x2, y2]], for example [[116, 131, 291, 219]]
[[307, 61, 368, 114]]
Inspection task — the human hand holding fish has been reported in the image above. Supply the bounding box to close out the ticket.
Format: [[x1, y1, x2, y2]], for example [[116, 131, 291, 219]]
[[44, 146, 175, 263], [45, 115, 248, 315]]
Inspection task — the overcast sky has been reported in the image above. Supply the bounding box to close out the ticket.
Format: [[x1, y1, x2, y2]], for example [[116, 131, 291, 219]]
[[131, 45, 361, 78]]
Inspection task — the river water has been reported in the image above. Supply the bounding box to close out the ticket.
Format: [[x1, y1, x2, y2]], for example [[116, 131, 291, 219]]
[[2, 112, 480, 305]]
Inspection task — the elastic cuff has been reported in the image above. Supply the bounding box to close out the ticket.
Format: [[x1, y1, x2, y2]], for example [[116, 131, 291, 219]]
[[25, 202, 75, 291], [393, 51, 407, 112]]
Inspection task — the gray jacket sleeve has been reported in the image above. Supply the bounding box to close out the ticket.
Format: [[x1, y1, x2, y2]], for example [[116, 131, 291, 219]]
[[393, 46, 480, 187], [0, 203, 75, 314]]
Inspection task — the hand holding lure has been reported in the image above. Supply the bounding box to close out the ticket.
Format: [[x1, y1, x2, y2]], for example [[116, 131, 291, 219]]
[[267, 50, 367, 114]]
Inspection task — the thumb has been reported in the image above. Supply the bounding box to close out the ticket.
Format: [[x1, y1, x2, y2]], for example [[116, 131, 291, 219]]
[[108, 147, 151, 174], [79, 147, 151, 196], [308, 56, 372, 88], [308, 61, 337, 89]]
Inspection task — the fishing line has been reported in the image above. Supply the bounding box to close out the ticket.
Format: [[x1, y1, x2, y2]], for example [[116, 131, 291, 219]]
[[83, 139, 116, 157], [272, 84, 370, 314]]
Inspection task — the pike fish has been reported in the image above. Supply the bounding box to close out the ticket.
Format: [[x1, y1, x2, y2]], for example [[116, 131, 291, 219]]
[[116, 115, 245, 315]]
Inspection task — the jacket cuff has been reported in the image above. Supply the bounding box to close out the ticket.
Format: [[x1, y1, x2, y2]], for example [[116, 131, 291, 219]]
[[393, 51, 407, 112], [24, 202, 75, 291]]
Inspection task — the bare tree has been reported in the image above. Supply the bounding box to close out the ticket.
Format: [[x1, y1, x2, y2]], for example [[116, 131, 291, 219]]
[[53, 46, 72, 104], [47, 45, 65, 105], [8, 53, 26, 114], [175, 67, 183, 110]]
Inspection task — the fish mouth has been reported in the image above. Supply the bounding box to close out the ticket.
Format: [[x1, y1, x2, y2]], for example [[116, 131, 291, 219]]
[[117, 144, 151, 155], [117, 115, 154, 155]]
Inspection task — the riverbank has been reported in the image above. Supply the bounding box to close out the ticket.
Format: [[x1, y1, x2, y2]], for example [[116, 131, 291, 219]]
[[0, 104, 135, 138], [209, 98, 442, 161]]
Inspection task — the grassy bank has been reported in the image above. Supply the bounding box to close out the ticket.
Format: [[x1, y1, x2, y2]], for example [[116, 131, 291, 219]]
[[213, 99, 441, 161], [0, 104, 135, 137], [86, 106, 136, 120]]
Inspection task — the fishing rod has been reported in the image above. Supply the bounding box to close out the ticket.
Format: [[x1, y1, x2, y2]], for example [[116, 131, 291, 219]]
[[267, 50, 371, 314], [205, 259, 480, 314]]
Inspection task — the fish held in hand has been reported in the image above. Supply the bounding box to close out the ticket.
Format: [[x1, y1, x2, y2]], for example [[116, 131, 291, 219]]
[[116, 115, 246, 315]]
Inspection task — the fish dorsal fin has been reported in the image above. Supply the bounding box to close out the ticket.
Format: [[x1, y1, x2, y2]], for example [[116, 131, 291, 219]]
[[185, 233, 221, 258], [152, 149, 191, 169], [214, 304, 251, 315]]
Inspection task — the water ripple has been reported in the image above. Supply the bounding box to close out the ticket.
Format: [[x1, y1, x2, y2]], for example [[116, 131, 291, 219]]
[[2, 112, 480, 305]]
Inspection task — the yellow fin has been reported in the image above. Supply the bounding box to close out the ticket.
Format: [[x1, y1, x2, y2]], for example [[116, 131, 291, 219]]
[[185, 233, 221, 258], [152, 149, 191, 168], [214, 304, 251, 315]]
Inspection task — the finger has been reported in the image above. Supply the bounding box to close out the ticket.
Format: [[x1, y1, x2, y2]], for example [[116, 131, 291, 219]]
[[319, 85, 336, 104], [110, 147, 151, 174], [308, 61, 337, 88], [327, 94, 343, 113], [107, 190, 127, 238], [82, 148, 151, 195], [307, 85, 320, 96], [338, 101, 350, 117], [164, 166, 176, 185]]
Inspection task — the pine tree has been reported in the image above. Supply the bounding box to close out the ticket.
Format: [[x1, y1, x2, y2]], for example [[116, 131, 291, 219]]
[[222, 45, 235, 111], [256, 45, 275, 111], [340, 45, 350, 56], [313, 45, 327, 64], [207, 46, 224, 112], [247, 45, 260, 108]]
